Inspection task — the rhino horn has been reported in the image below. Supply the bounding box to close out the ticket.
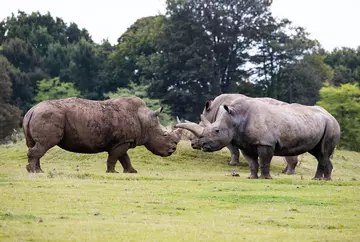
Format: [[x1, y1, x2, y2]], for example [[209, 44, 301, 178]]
[[200, 114, 211, 127], [176, 116, 181, 124], [175, 122, 204, 137]]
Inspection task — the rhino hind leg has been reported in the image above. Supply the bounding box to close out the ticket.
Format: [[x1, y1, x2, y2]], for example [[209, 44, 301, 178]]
[[26, 143, 51, 173], [106, 155, 119, 173], [282, 156, 298, 175], [257, 146, 274, 179], [309, 147, 333, 181]]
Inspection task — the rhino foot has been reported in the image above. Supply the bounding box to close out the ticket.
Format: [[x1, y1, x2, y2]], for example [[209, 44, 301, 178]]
[[311, 176, 323, 180], [35, 169, 44, 173], [259, 174, 273, 179], [322, 176, 332, 181], [26, 164, 36, 173], [228, 161, 241, 166], [281, 166, 288, 174], [285, 170, 296, 175], [124, 168, 137, 173], [106, 170, 119, 173], [248, 174, 258, 179]]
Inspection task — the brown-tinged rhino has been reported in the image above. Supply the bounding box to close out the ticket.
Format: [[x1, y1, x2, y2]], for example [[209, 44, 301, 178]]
[[22, 96, 181, 173]]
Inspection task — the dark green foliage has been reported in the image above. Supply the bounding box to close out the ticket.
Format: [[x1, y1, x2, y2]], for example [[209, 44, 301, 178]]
[[324, 47, 360, 86], [111, 16, 164, 86], [0, 56, 22, 142], [1, 37, 43, 73], [277, 52, 333, 105], [68, 38, 102, 99]]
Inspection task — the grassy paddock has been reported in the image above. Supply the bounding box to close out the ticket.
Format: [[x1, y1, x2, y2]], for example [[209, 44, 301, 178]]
[[0, 140, 359, 241]]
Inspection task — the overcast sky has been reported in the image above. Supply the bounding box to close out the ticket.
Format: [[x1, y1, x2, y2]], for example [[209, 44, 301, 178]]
[[0, 0, 359, 51]]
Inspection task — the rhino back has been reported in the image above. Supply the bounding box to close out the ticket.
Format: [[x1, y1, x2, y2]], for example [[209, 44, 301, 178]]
[[231, 100, 330, 156], [30, 97, 144, 153], [203, 94, 247, 122]]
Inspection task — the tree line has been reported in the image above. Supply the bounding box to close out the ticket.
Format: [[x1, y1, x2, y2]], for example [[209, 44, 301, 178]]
[[0, 0, 359, 151]]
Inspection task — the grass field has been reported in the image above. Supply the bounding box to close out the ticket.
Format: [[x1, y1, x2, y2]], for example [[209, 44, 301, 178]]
[[0, 140, 360, 241]]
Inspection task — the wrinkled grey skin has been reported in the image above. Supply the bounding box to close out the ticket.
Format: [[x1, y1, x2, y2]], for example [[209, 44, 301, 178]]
[[23, 96, 181, 174], [185, 93, 299, 174], [176, 98, 340, 180]]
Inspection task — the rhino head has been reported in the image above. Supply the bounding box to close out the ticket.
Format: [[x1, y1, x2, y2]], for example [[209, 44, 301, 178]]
[[141, 107, 181, 157], [175, 105, 234, 152], [185, 99, 217, 150]]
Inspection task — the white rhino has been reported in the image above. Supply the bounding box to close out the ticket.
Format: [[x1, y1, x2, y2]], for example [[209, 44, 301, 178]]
[[181, 94, 299, 174], [176, 97, 340, 180], [23, 96, 181, 173]]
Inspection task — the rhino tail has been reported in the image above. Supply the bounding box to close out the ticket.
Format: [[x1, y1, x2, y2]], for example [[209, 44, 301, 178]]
[[22, 107, 35, 148], [320, 119, 337, 159]]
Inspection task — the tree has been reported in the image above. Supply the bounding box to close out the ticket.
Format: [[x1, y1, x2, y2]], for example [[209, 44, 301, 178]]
[[1, 37, 48, 112], [1, 37, 43, 73], [324, 47, 360, 86], [44, 42, 72, 81], [104, 82, 173, 125], [33, 77, 81, 103], [316, 83, 360, 151], [277, 51, 333, 104], [109, 16, 164, 89], [250, 16, 317, 99], [68, 38, 101, 99], [0, 56, 22, 142], [146, 0, 275, 120]]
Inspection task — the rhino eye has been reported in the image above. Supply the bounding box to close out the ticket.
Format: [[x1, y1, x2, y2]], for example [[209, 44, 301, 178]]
[[214, 128, 220, 133]]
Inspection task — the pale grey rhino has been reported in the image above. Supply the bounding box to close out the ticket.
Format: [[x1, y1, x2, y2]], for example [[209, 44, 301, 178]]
[[176, 97, 340, 180], [179, 93, 299, 174]]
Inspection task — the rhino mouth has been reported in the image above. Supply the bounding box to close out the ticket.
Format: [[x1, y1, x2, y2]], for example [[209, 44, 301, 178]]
[[201, 143, 222, 152]]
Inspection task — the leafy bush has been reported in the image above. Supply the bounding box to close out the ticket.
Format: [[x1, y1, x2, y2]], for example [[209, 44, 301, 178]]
[[33, 77, 81, 103], [316, 83, 360, 151], [104, 82, 174, 125]]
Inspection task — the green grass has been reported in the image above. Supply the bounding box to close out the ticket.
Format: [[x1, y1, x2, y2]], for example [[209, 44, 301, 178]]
[[0, 140, 359, 241]]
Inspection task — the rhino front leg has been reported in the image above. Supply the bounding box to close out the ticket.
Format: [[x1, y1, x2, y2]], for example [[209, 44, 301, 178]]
[[257, 146, 274, 179], [119, 153, 137, 173], [241, 150, 259, 179], [227, 144, 240, 166]]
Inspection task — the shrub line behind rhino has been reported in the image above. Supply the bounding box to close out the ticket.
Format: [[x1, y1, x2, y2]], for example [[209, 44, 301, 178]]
[[22, 96, 181, 174]]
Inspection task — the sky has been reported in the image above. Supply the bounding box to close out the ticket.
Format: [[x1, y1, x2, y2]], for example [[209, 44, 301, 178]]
[[0, 0, 359, 51]]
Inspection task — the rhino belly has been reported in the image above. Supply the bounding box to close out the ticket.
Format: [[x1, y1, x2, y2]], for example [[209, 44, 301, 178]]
[[57, 123, 112, 154], [274, 135, 322, 156]]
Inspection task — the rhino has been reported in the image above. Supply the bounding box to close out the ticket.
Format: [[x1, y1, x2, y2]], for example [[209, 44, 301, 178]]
[[175, 98, 340, 180], [182, 93, 299, 174], [22, 96, 181, 174]]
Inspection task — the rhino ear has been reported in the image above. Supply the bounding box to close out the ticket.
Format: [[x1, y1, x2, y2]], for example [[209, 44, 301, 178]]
[[223, 105, 232, 115], [205, 100, 213, 111], [153, 107, 163, 116]]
